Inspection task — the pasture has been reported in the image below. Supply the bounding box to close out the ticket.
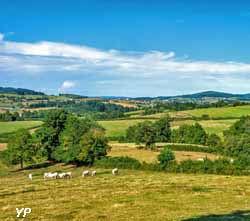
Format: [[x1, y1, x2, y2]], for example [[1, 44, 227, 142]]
[[1, 165, 250, 220], [99, 118, 236, 138], [98, 119, 154, 137], [109, 142, 219, 163], [0, 121, 43, 134], [172, 105, 250, 119], [127, 105, 250, 120]]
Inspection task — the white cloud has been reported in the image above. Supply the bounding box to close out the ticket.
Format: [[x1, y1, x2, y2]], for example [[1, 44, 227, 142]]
[[0, 33, 4, 41], [0, 37, 250, 77], [59, 80, 76, 92]]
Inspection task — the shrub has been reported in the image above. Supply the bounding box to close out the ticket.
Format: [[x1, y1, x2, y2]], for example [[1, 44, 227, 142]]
[[158, 147, 175, 168]]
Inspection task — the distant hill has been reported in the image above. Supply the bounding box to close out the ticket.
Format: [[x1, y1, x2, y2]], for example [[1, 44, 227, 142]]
[[1, 86, 250, 101], [132, 91, 250, 101], [171, 91, 250, 100], [0, 87, 45, 95], [59, 93, 88, 99], [175, 91, 234, 99]]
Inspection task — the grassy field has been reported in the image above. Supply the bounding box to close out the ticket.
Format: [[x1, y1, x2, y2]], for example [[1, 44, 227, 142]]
[[127, 105, 250, 120], [99, 119, 154, 137], [171, 105, 250, 119], [109, 142, 219, 163], [100, 118, 236, 138], [1, 164, 250, 220], [0, 121, 43, 134]]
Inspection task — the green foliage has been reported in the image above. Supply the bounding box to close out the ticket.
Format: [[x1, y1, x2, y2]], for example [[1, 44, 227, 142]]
[[0, 111, 21, 122], [206, 133, 222, 148], [158, 148, 175, 167], [35, 109, 69, 160], [94, 156, 141, 169], [53, 115, 109, 165], [153, 116, 171, 142], [224, 116, 250, 157], [77, 129, 110, 165], [125, 116, 171, 147], [126, 121, 156, 149], [28, 100, 136, 120], [171, 123, 207, 145], [5, 129, 33, 168]]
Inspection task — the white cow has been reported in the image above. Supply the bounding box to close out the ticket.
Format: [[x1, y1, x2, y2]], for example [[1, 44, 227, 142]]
[[112, 168, 118, 175], [65, 172, 72, 179], [91, 171, 96, 176], [57, 173, 66, 179], [44, 172, 58, 180], [28, 173, 32, 181], [197, 158, 204, 162], [82, 170, 90, 177]]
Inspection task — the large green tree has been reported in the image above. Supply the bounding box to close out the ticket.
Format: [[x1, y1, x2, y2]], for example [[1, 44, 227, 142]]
[[224, 116, 250, 157], [154, 116, 171, 142], [171, 123, 207, 145], [6, 129, 33, 169], [35, 109, 69, 160], [53, 115, 109, 165]]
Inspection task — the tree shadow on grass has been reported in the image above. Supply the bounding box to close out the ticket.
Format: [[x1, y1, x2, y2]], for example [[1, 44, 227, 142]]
[[183, 210, 250, 221], [24, 161, 56, 170]]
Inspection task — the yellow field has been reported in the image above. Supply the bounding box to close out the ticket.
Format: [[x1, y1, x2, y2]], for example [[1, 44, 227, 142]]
[[1, 164, 250, 220], [109, 142, 219, 163]]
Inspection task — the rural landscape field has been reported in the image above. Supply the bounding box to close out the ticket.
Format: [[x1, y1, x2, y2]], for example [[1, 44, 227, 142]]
[[2, 1, 250, 220], [2, 88, 250, 220]]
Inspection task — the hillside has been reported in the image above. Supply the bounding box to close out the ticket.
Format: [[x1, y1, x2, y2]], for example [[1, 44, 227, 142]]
[[133, 91, 250, 101], [1, 165, 250, 221], [0, 86, 45, 95]]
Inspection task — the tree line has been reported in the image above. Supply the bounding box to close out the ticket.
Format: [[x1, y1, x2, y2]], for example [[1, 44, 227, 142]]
[[123, 116, 221, 150], [2, 109, 110, 168]]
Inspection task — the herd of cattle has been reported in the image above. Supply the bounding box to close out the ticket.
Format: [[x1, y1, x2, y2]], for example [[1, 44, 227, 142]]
[[28, 168, 119, 181]]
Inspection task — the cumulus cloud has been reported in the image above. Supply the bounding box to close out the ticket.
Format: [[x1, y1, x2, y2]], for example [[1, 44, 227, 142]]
[[59, 80, 76, 92]]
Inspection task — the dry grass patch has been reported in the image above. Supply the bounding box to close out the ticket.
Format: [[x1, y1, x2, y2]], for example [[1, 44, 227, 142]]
[[109, 143, 219, 163], [0, 143, 7, 151]]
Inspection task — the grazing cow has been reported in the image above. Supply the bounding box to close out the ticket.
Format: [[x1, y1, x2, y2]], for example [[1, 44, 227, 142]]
[[57, 173, 66, 179], [82, 170, 90, 177], [28, 173, 32, 181], [197, 158, 204, 162], [230, 158, 234, 163], [91, 171, 96, 176], [65, 172, 72, 179], [44, 172, 58, 180], [112, 168, 118, 175]]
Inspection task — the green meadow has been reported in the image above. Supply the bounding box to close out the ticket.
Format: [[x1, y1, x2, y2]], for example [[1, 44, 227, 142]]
[[174, 105, 250, 119], [0, 121, 43, 134], [99, 118, 237, 138], [1, 165, 250, 221]]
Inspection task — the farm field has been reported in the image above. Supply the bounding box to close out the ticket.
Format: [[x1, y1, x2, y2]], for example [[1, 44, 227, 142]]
[[1, 165, 250, 220], [99, 118, 237, 138], [98, 119, 155, 137], [172, 105, 250, 119], [0, 121, 43, 134], [127, 105, 250, 120], [109, 142, 219, 163]]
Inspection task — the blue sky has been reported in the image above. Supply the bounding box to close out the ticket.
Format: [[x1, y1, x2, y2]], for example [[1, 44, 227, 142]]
[[1, 0, 250, 96]]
